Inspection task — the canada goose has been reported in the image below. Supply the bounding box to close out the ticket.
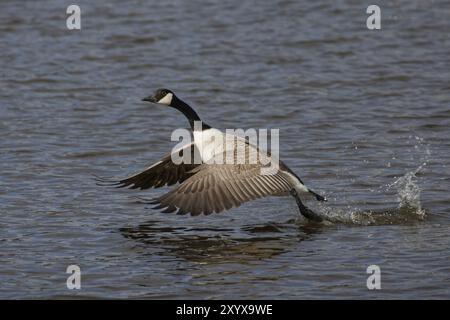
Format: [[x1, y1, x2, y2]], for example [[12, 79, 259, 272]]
[[97, 88, 326, 221]]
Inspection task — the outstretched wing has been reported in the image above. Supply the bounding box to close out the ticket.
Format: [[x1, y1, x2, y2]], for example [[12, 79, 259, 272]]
[[96, 143, 200, 189], [151, 163, 294, 216]]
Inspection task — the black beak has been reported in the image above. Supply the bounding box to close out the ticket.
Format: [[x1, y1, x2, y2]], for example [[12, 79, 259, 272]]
[[142, 96, 156, 103]]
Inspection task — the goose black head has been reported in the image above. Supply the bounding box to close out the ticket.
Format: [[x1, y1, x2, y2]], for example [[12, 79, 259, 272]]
[[142, 88, 174, 106]]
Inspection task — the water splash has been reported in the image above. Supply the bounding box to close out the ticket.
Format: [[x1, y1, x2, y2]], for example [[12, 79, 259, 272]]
[[320, 136, 429, 225], [389, 164, 426, 217]]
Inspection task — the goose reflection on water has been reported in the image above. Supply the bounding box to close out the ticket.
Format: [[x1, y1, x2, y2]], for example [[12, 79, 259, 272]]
[[119, 219, 324, 264]]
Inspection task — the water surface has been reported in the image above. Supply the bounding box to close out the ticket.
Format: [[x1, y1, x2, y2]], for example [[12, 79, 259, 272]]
[[1, 0, 450, 299]]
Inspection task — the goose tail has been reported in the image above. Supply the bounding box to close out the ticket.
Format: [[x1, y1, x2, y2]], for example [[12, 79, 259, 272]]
[[308, 189, 327, 202]]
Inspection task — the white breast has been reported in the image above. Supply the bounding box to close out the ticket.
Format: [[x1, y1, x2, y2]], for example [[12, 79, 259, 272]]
[[193, 129, 267, 167], [193, 128, 225, 163]]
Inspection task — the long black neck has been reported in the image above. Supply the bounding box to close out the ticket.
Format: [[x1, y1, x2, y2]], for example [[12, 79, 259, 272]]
[[171, 96, 210, 131]]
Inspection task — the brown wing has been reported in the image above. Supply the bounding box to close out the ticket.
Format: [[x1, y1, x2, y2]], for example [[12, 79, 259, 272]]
[[98, 143, 200, 190], [151, 163, 294, 216]]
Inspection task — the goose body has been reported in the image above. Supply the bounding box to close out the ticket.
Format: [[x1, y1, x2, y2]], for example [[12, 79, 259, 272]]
[[99, 88, 326, 221], [192, 128, 224, 163]]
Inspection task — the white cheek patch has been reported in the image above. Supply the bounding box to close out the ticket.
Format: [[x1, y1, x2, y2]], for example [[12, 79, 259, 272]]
[[157, 93, 173, 105]]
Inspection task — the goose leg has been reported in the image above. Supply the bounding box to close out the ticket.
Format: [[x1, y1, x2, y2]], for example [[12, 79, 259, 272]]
[[290, 189, 323, 222]]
